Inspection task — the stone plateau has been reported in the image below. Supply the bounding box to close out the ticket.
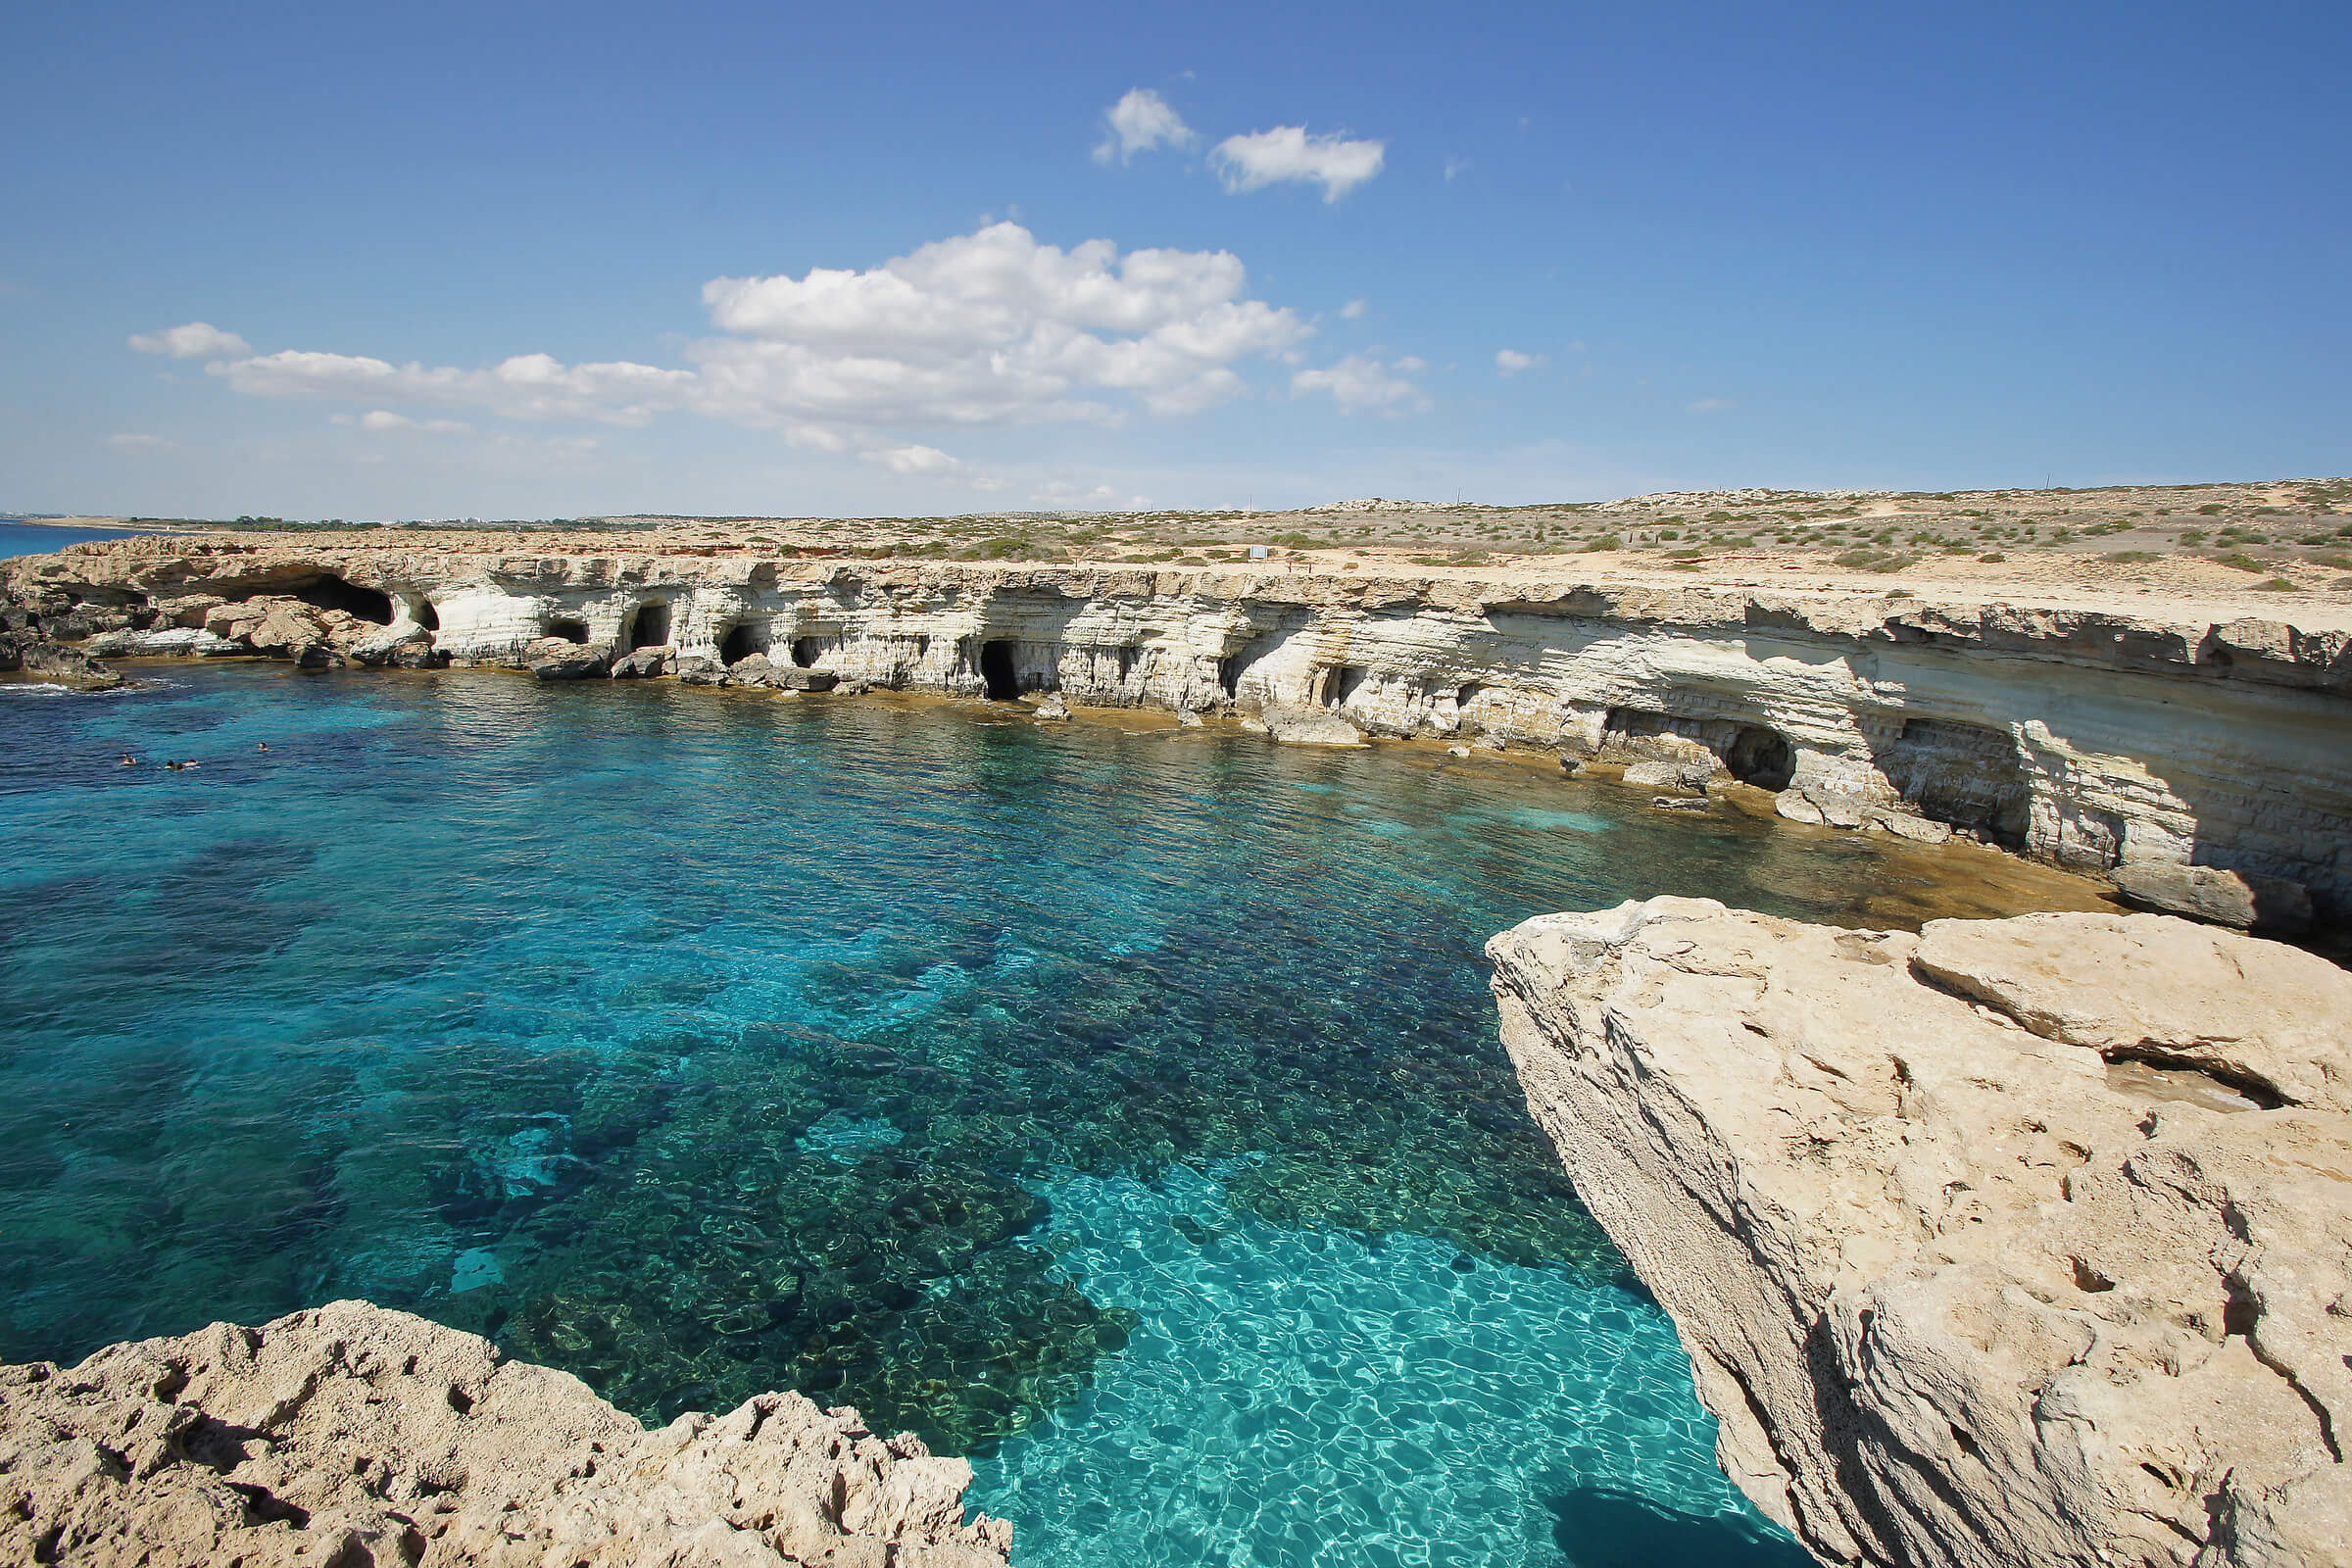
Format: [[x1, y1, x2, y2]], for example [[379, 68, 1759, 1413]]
[[0, 1298, 1012, 1567], [1489, 899, 2352, 1567]]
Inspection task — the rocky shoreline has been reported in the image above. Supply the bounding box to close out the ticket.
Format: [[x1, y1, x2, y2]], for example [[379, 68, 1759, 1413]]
[[1490, 900, 2352, 1567], [0, 1299, 1012, 1567], [5, 537, 2347, 936]]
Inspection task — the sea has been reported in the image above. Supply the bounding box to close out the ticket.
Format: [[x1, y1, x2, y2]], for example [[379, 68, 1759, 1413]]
[[0, 657, 2092, 1564]]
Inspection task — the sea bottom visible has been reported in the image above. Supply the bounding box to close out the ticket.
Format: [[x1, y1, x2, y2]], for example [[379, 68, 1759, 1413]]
[[0, 666, 2104, 1564]]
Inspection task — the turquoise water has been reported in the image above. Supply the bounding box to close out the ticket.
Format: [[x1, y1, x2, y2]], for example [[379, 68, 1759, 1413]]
[[0, 664, 1931, 1565]]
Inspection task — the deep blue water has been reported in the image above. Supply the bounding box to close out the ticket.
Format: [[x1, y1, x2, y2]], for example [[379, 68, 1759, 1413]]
[[0, 521, 160, 556], [0, 662, 2020, 1566]]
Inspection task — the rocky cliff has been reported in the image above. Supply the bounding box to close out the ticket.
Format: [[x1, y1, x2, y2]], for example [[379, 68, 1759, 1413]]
[[0, 1298, 1012, 1567], [1488, 899, 2352, 1568], [7, 537, 2348, 924]]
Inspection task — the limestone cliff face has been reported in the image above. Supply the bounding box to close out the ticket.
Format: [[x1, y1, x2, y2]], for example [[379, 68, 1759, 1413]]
[[8, 538, 2349, 914], [1488, 899, 2352, 1568], [0, 1298, 1012, 1567]]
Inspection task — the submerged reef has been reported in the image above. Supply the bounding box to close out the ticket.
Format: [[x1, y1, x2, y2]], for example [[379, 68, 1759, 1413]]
[[7, 540, 2347, 936], [0, 1298, 1011, 1566], [1491, 899, 2352, 1567]]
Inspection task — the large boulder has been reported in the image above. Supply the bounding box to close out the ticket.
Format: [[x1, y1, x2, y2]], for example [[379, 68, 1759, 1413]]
[[351, 624, 439, 668], [1488, 899, 2352, 1568], [608, 645, 670, 679], [1, 631, 123, 689], [0, 1299, 1012, 1568], [522, 636, 611, 680], [2111, 861, 2313, 937], [1252, 703, 1366, 747], [774, 666, 840, 692]]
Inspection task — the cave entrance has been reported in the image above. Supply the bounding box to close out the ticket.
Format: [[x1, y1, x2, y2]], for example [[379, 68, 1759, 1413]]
[[546, 618, 590, 645], [720, 623, 761, 663], [979, 639, 1020, 700], [294, 574, 394, 624], [1724, 725, 1796, 791], [414, 598, 439, 632], [628, 602, 671, 651], [791, 636, 821, 668], [1328, 665, 1370, 710]]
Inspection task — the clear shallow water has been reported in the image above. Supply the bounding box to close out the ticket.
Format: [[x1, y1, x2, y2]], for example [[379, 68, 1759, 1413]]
[[0, 664, 2029, 1565]]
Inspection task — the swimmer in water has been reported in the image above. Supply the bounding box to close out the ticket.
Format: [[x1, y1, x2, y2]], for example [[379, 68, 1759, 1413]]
[[165, 760, 184, 771], [182, 760, 201, 769], [257, 742, 270, 753], [119, 754, 138, 766]]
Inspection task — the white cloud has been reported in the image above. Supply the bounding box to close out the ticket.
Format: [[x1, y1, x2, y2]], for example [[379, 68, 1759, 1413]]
[[1291, 355, 1428, 416], [860, 444, 961, 475], [220, 350, 691, 425], [1687, 397, 1738, 413], [165, 222, 1313, 471], [128, 321, 251, 360], [332, 410, 474, 434], [107, 432, 177, 452], [1394, 355, 1428, 372], [1444, 157, 1470, 181], [1340, 298, 1368, 319], [1209, 127, 1386, 202], [1495, 349, 1546, 376], [1094, 87, 1195, 165]]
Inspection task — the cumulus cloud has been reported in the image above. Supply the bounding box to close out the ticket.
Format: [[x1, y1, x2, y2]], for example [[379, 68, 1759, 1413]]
[[1291, 355, 1428, 415], [162, 222, 1313, 469], [1094, 88, 1195, 165], [1340, 298, 1367, 319], [1210, 127, 1385, 201], [332, 410, 473, 434], [1394, 355, 1428, 372], [129, 321, 251, 360], [1688, 397, 1738, 413], [1495, 349, 1545, 375], [860, 444, 961, 475]]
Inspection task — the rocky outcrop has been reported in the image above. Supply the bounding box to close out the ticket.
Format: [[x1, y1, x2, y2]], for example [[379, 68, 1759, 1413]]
[[1488, 899, 2352, 1568], [0, 629, 122, 689], [0, 1298, 1011, 1568], [6, 539, 2348, 920]]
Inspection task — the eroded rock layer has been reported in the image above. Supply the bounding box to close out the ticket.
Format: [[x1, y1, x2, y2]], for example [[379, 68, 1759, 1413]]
[[0, 1298, 1012, 1567], [6, 539, 2349, 918], [1488, 899, 2352, 1568]]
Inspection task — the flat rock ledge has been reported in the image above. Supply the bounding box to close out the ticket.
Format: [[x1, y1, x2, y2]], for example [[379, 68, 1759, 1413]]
[[0, 1298, 1012, 1567], [1487, 900, 2352, 1568]]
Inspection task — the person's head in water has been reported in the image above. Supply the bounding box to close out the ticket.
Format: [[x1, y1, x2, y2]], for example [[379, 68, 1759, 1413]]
[[257, 742, 270, 753]]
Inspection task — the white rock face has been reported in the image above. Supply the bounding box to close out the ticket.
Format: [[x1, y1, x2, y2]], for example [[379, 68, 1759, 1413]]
[[10, 543, 2349, 912], [1488, 899, 2352, 1568], [0, 1299, 1011, 1567]]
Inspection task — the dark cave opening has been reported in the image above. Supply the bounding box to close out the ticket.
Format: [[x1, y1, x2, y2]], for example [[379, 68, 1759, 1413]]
[[1724, 726, 1797, 791], [720, 623, 762, 663], [414, 598, 439, 632], [293, 574, 394, 624], [628, 603, 671, 651], [791, 636, 821, 668], [546, 618, 591, 645], [980, 639, 1020, 700]]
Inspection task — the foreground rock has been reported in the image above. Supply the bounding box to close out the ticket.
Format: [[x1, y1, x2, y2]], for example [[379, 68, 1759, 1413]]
[[1488, 899, 2352, 1568], [0, 1298, 1011, 1567]]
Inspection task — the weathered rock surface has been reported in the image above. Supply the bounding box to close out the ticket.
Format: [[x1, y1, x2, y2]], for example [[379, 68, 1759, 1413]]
[[6, 540, 2349, 919], [523, 636, 611, 680], [1252, 703, 1366, 746], [0, 1298, 1011, 1568], [0, 630, 122, 689], [1488, 899, 2352, 1568], [1032, 690, 1070, 721], [2110, 861, 2314, 937]]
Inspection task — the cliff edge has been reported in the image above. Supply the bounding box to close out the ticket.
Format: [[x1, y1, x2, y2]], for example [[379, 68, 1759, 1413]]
[[1488, 900, 2352, 1567], [0, 1298, 1012, 1567]]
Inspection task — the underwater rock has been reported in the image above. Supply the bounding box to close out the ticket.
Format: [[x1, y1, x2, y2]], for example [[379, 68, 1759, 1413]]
[[1621, 759, 1714, 792], [0, 1298, 1012, 1568], [1489, 898, 2352, 1568], [1648, 795, 1708, 812]]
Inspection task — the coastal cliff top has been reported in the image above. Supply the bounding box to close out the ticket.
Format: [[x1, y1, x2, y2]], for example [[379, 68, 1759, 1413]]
[[18, 473, 2352, 631]]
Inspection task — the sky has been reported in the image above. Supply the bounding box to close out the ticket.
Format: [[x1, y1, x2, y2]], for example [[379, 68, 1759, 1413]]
[[3, 1, 2347, 518]]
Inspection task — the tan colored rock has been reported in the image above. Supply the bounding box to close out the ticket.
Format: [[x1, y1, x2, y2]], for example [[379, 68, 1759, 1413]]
[[0, 1299, 1011, 1568], [1488, 898, 2352, 1568]]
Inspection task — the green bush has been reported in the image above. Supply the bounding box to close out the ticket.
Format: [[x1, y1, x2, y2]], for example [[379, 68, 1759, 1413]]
[[2255, 577, 2301, 591], [2211, 553, 2271, 572], [1834, 549, 1920, 572], [1579, 533, 1623, 552], [2105, 550, 2160, 563]]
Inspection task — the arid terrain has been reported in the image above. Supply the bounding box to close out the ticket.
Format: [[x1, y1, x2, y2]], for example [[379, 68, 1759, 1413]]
[[25, 474, 2352, 631]]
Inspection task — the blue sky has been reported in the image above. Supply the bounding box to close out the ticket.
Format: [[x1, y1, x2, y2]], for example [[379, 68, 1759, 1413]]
[[4, 1, 2345, 518]]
